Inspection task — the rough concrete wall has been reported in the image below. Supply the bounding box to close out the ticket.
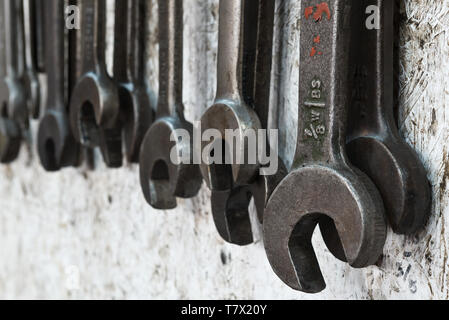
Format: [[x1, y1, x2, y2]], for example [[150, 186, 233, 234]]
[[0, 0, 448, 299]]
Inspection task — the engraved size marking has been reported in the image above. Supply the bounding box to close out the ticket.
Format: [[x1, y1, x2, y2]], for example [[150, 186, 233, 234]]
[[304, 78, 326, 140]]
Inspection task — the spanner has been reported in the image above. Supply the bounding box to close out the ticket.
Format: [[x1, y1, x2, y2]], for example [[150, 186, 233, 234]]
[[332, 0, 431, 237], [69, 0, 122, 168], [20, 0, 41, 119], [199, 0, 263, 192], [114, 0, 156, 163], [37, 0, 80, 171], [0, 0, 28, 163], [263, 0, 387, 293], [139, 0, 202, 209], [210, 0, 287, 245]]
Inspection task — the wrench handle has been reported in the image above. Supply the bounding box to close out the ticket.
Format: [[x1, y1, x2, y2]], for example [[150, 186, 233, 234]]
[[0, 2, 6, 78], [80, 0, 106, 74], [4, 0, 21, 77], [44, 0, 65, 110], [294, 0, 353, 166], [156, 0, 183, 118]]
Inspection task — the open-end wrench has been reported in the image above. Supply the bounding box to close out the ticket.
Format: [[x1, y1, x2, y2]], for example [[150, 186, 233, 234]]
[[199, 0, 263, 192], [327, 0, 430, 239], [263, 0, 387, 293], [69, 0, 122, 168], [21, 0, 41, 119], [34, 0, 45, 74], [114, 0, 156, 163], [210, 0, 288, 245], [37, 0, 80, 171], [139, 0, 202, 209], [0, 0, 28, 163]]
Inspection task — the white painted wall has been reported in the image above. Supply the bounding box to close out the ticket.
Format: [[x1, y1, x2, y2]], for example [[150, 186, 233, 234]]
[[0, 0, 448, 299]]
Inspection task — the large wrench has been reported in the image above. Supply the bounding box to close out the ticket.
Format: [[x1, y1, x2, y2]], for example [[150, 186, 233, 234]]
[[69, 0, 122, 168], [114, 0, 156, 163], [139, 0, 202, 209], [0, 0, 28, 163], [342, 0, 431, 235], [263, 0, 387, 293], [37, 0, 80, 171], [210, 0, 287, 245], [199, 0, 263, 192]]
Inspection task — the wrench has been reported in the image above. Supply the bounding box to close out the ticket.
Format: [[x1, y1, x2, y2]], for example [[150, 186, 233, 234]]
[[139, 0, 202, 209], [37, 0, 80, 171], [263, 0, 387, 293], [114, 0, 156, 163], [21, 0, 41, 119], [210, 0, 287, 245], [199, 0, 263, 192], [0, 0, 28, 163], [69, 0, 122, 168], [340, 0, 431, 235]]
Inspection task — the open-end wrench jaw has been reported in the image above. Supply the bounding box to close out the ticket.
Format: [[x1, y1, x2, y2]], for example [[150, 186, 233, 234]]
[[264, 165, 387, 292], [139, 115, 202, 210]]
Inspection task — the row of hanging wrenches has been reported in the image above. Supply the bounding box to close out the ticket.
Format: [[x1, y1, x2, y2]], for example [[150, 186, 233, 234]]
[[0, 0, 432, 293]]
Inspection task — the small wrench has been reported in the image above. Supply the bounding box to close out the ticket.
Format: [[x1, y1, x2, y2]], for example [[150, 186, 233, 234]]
[[37, 0, 80, 171], [263, 0, 387, 293], [210, 0, 287, 245], [139, 0, 202, 209], [199, 0, 263, 191], [0, 0, 28, 163], [69, 0, 122, 168], [20, 0, 41, 119], [114, 0, 156, 163]]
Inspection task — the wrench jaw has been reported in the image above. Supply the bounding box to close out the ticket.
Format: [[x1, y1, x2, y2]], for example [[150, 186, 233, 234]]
[[139, 117, 202, 210], [347, 136, 432, 235], [69, 72, 122, 168], [0, 117, 21, 164], [210, 157, 287, 246], [263, 166, 387, 293], [119, 84, 156, 164], [200, 100, 262, 191], [37, 110, 80, 172]]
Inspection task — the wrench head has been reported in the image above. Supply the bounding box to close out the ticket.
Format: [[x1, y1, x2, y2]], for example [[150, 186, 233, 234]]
[[119, 84, 156, 163], [37, 110, 80, 171], [347, 136, 432, 234], [211, 157, 287, 246], [263, 165, 386, 293], [0, 117, 21, 163], [139, 117, 202, 209], [200, 99, 262, 191], [69, 71, 122, 167]]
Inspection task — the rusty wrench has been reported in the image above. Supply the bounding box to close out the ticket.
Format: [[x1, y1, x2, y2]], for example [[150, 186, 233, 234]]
[[139, 0, 202, 209], [0, 0, 28, 163], [37, 0, 80, 171], [114, 0, 156, 163], [263, 0, 387, 293], [210, 0, 287, 245], [199, 0, 263, 192], [69, 0, 122, 168]]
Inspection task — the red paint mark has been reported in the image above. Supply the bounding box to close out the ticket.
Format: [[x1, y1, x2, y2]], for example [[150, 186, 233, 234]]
[[314, 3, 331, 21], [310, 47, 317, 57], [314, 35, 321, 44], [305, 6, 314, 19], [318, 51, 323, 55]]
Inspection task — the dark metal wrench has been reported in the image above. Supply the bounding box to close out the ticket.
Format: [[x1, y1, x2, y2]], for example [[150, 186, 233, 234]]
[[263, 0, 387, 293], [20, 0, 41, 119], [324, 1, 431, 241], [199, 0, 263, 192], [139, 0, 202, 209], [210, 0, 287, 245], [69, 0, 122, 168], [37, 0, 80, 171], [0, 0, 27, 163], [114, 0, 156, 163]]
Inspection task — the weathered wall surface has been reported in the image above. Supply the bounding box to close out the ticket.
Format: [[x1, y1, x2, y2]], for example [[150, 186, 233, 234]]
[[0, 0, 448, 299]]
